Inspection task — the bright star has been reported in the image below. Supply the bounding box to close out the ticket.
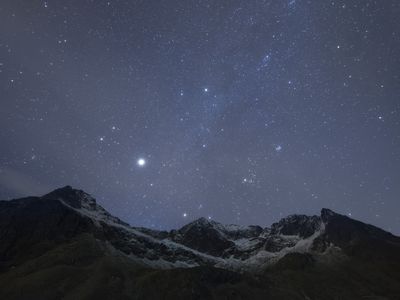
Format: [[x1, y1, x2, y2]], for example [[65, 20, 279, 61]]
[[183, 212, 188, 218], [204, 88, 208, 92], [137, 158, 146, 167]]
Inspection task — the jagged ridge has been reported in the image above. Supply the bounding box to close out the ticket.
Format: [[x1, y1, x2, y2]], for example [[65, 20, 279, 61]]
[[1, 186, 400, 299], [1, 186, 399, 272]]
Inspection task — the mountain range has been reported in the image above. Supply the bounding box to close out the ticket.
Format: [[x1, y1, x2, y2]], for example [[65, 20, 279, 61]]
[[0, 186, 399, 299]]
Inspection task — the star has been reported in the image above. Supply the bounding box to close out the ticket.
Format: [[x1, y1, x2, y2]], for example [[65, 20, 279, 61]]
[[137, 158, 146, 167], [183, 212, 188, 218], [204, 88, 208, 92]]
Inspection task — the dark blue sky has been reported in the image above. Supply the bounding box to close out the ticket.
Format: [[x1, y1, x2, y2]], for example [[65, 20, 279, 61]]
[[1, 0, 399, 233]]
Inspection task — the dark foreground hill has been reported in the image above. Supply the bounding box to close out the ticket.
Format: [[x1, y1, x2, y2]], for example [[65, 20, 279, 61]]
[[0, 186, 399, 299]]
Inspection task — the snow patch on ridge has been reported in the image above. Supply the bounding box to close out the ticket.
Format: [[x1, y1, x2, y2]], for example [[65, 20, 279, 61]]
[[56, 194, 331, 272]]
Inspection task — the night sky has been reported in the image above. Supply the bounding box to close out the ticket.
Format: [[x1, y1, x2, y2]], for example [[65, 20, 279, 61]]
[[1, 1, 399, 233]]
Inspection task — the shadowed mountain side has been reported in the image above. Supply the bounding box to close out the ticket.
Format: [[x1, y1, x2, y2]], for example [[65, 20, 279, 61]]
[[0, 186, 399, 300]]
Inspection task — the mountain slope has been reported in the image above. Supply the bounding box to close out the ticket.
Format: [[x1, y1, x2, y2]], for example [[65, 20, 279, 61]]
[[0, 186, 399, 299]]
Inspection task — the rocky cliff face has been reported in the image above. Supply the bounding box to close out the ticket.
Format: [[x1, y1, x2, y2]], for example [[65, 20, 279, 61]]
[[0, 186, 399, 300]]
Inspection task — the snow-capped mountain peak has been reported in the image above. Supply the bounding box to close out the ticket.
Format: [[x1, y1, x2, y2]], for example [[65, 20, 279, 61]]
[[2, 186, 399, 275]]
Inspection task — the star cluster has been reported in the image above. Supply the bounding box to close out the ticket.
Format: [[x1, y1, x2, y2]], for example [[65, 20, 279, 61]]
[[0, 1, 399, 233]]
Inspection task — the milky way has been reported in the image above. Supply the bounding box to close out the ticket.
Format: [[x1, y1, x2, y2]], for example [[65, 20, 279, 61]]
[[0, 1, 399, 233]]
